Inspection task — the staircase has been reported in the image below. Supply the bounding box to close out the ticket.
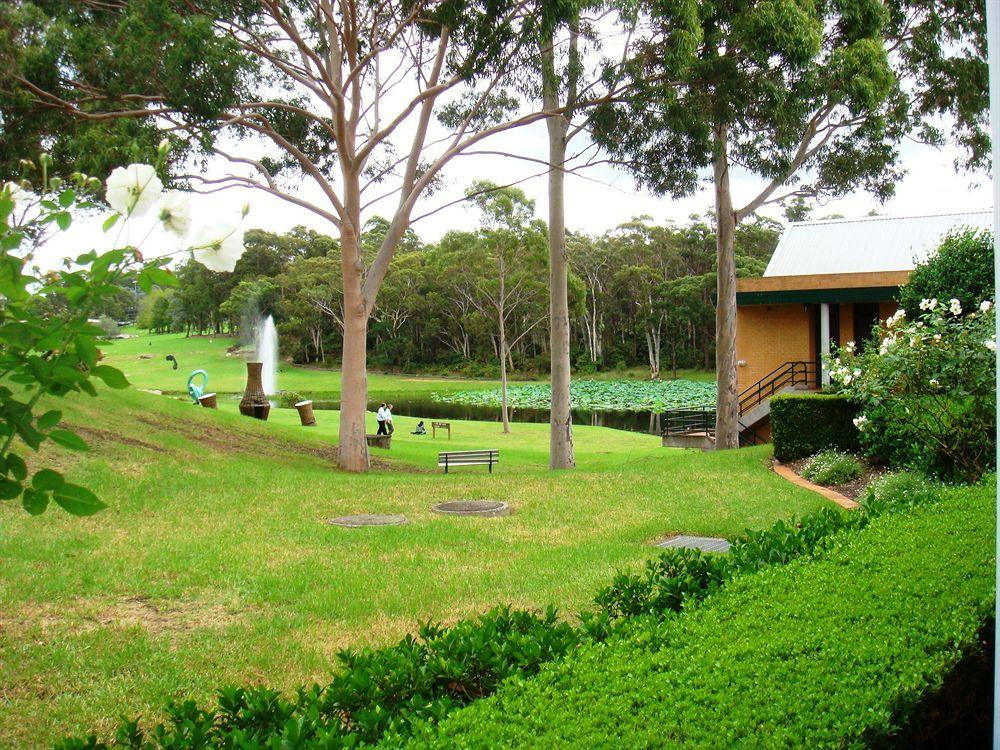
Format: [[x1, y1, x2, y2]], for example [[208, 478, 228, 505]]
[[662, 361, 817, 449]]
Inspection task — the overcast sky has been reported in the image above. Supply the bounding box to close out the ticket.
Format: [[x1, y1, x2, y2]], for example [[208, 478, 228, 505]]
[[39, 115, 991, 273]]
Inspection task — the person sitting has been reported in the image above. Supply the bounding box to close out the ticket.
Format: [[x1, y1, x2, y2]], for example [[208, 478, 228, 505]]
[[412, 420, 427, 435]]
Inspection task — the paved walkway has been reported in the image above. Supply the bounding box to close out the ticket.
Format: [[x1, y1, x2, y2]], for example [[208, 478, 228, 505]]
[[771, 461, 860, 510]]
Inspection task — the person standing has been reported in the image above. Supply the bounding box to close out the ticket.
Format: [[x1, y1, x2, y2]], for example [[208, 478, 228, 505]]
[[376, 403, 388, 435], [385, 404, 395, 434]]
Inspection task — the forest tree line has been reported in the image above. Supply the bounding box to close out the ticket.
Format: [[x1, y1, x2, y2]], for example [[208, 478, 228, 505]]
[[132, 187, 779, 379]]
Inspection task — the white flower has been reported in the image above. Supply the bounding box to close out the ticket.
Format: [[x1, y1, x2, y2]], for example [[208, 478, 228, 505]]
[[886, 309, 906, 327], [158, 191, 191, 238], [853, 415, 869, 431], [853, 368, 861, 377], [190, 223, 246, 272], [919, 298, 931, 311], [929, 378, 940, 388], [981, 300, 992, 312], [842, 374, 852, 384], [933, 333, 942, 342], [845, 341, 856, 352], [105, 163, 163, 217], [949, 298, 962, 316], [3, 181, 24, 205], [928, 298, 937, 310], [985, 339, 997, 353]]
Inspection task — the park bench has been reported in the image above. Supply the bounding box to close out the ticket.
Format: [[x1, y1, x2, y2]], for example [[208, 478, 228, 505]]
[[431, 421, 451, 439], [439, 449, 499, 474]]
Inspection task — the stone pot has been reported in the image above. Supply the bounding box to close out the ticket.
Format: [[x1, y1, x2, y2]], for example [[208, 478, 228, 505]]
[[295, 400, 316, 426]]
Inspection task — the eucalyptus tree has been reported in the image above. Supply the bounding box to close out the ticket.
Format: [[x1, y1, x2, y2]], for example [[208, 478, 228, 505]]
[[596, 0, 924, 448], [456, 181, 548, 432], [1, 0, 562, 471]]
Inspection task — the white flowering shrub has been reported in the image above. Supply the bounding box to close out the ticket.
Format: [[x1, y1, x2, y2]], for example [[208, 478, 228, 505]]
[[0, 147, 248, 515], [829, 300, 996, 481], [801, 450, 862, 486]]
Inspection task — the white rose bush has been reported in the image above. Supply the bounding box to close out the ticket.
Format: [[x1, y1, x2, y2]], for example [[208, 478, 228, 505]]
[[829, 300, 996, 481], [0, 147, 248, 516]]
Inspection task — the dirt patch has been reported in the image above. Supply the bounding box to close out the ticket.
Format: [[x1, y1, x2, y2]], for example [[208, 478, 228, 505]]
[[70, 424, 169, 454], [130, 412, 399, 470], [3, 596, 241, 636], [93, 596, 238, 634], [786, 455, 886, 501]]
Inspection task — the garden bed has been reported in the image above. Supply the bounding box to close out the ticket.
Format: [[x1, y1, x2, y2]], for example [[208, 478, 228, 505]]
[[784, 454, 885, 500]]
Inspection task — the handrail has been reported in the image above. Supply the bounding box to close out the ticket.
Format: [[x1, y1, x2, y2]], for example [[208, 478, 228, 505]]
[[664, 360, 818, 441]]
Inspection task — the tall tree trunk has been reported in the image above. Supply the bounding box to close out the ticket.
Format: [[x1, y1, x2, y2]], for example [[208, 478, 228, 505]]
[[713, 125, 740, 449], [338, 214, 371, 471], [542, 29, 575, 469], [499, 308, 511, 434]]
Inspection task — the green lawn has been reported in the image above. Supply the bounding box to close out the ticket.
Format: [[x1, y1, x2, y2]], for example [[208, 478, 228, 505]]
[[0, 359, 822, 747]]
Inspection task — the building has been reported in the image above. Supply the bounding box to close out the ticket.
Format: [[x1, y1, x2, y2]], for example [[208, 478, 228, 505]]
[[735, 210, 992, 398], [664, 210, 991, 448]]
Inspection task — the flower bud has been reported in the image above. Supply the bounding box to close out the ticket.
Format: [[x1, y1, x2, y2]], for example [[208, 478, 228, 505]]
[[241, 202, 250, 217], [158, 138, 171, 156]]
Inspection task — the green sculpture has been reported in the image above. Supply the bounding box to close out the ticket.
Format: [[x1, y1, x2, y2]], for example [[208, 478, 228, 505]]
[[187, 370, 208, 404]]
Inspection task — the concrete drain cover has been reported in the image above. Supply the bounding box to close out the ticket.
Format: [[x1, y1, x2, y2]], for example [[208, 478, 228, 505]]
[[655, 534, 731, 553], [432, 500, 510, 517], [326, 514, 407, 528]]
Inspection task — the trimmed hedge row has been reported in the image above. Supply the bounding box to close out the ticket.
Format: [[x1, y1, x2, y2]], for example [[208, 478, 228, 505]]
[[771, 392, 860, 461], [403, 482, 995, 749]]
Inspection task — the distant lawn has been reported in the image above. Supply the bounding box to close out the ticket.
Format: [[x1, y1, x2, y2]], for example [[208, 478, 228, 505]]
[[0, 384, 826, 748], [100, 330, 713, 400]]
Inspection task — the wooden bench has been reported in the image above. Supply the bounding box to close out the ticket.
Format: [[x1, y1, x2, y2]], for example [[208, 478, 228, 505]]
[[431, 421, 451, 439], [439, 449, 498, 474]]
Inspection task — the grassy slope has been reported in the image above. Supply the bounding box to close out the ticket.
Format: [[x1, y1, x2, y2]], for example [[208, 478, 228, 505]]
[[1, 364, 815, 747], [100, 330, 714, 398]]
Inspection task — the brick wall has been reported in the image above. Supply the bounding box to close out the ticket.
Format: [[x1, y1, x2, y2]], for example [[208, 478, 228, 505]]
[[735, 304, 812, 393]]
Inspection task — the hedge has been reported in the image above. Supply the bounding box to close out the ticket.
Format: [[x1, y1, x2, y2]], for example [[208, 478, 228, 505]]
[[771, 392, 860, 461], [403, 482, 995, 749]]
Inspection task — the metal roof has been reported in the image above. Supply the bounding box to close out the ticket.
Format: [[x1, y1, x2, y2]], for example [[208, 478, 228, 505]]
[[764, 210, 993, 277]]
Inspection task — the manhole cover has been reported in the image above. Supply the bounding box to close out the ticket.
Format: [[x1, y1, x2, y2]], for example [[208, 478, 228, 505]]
[[432, 500, 510, 517], [326, 514, 407, 528], [655, 534, 731, 553]]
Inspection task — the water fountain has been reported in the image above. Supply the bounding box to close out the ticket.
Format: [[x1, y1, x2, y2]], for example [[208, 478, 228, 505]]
[[255, 315, 278, 397], [239, 315, 279, 421]]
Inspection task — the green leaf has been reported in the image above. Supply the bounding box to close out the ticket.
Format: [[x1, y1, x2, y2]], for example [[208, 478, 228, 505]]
[[54, 483, 106, 516], [58, 189, 75, 208], [102, 214, 121, 232], [7, 452, 27, 481], [93, 365, 129, 389], [140, 266, 178, 288], [21, 489, 48, 515], [32, 469, 64, 492], [37, 409, 63, 430], [0, 479, 21, 500], [49, 429, 88, 452], [55, 211, 72, 231]]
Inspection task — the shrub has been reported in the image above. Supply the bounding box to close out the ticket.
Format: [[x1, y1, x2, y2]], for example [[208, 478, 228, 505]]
[[770, 393, 860, 461], [857, 471, 944, 516], [831, 303, 995, 482], [56, 606, 588, 749], [802, 450, 862, 486], [276, 390, 304, 409], [406, 483, 994, 748], [897, 228, 995, 318]]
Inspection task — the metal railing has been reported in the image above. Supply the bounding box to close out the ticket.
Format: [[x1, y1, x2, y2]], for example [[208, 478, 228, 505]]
[[663, 360, 818, 443], [663, 406, 716, 436], [737, 360, 816, 415]]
